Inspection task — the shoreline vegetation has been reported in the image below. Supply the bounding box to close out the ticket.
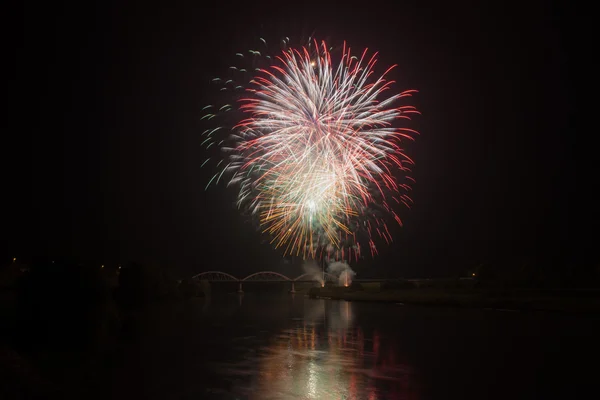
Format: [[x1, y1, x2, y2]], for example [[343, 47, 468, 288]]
[[307, 285, 600, 313]]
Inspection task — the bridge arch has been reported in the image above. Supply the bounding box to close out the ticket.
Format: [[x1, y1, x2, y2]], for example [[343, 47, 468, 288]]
[[294, 272, 337, 282], [242, 271, 291, 281], [192, 271, 239, 281]]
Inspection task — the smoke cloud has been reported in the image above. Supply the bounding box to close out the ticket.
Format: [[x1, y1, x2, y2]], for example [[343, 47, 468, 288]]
[[302, 259, 324, 286], [302, 259, 356, 287], [327, 260, 356, 287]]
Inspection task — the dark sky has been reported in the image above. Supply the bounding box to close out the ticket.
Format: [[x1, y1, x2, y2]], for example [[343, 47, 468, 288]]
[[6, 1, 592, 278]]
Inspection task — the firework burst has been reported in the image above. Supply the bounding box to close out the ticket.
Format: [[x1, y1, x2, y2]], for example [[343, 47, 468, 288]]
[[202, 38, 419, 260]]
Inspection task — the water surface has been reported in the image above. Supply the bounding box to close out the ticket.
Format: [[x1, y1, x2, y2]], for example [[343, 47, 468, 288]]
[[105, 293, 599, 399]]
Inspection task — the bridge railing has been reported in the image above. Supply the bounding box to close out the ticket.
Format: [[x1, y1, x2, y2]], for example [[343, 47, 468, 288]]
[[242, 271, 291, 281], [192, 270, 338, 282], [192, 271, 238, 281]]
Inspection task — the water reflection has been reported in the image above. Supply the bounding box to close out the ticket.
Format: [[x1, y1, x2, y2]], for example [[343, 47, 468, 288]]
[[212, 298, 418, 399]]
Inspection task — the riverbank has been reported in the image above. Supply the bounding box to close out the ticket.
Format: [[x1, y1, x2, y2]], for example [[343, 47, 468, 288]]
[[308, 287, 600, 313]]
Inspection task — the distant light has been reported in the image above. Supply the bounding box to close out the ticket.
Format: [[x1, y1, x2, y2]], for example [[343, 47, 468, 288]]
[[472, 273, 476, 276], [13, 257, 16, 262], [118, 265, 121, 269], [101, 265, 104, 269]]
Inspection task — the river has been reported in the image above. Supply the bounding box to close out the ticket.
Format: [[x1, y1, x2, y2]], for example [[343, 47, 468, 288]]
[[101, 293, 599, 399]]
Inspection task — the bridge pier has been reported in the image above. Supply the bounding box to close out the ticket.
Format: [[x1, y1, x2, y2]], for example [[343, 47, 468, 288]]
[[289, 282, 296, 294], [237, 282, 244, 294]]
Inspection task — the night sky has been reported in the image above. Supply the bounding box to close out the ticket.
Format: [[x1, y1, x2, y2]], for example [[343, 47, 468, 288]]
[[7, 1, 591, 278]]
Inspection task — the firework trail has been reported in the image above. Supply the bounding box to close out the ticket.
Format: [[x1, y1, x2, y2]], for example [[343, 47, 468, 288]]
[[202, 37, 419, 260]]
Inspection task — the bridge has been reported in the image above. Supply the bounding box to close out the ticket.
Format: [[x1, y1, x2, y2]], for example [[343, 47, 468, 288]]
[[191, 270, 340, 294], [191, 271, 476, 294]]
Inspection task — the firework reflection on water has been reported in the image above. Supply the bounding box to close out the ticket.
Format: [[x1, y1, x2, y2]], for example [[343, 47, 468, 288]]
[[210, 299, 417, 399]]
